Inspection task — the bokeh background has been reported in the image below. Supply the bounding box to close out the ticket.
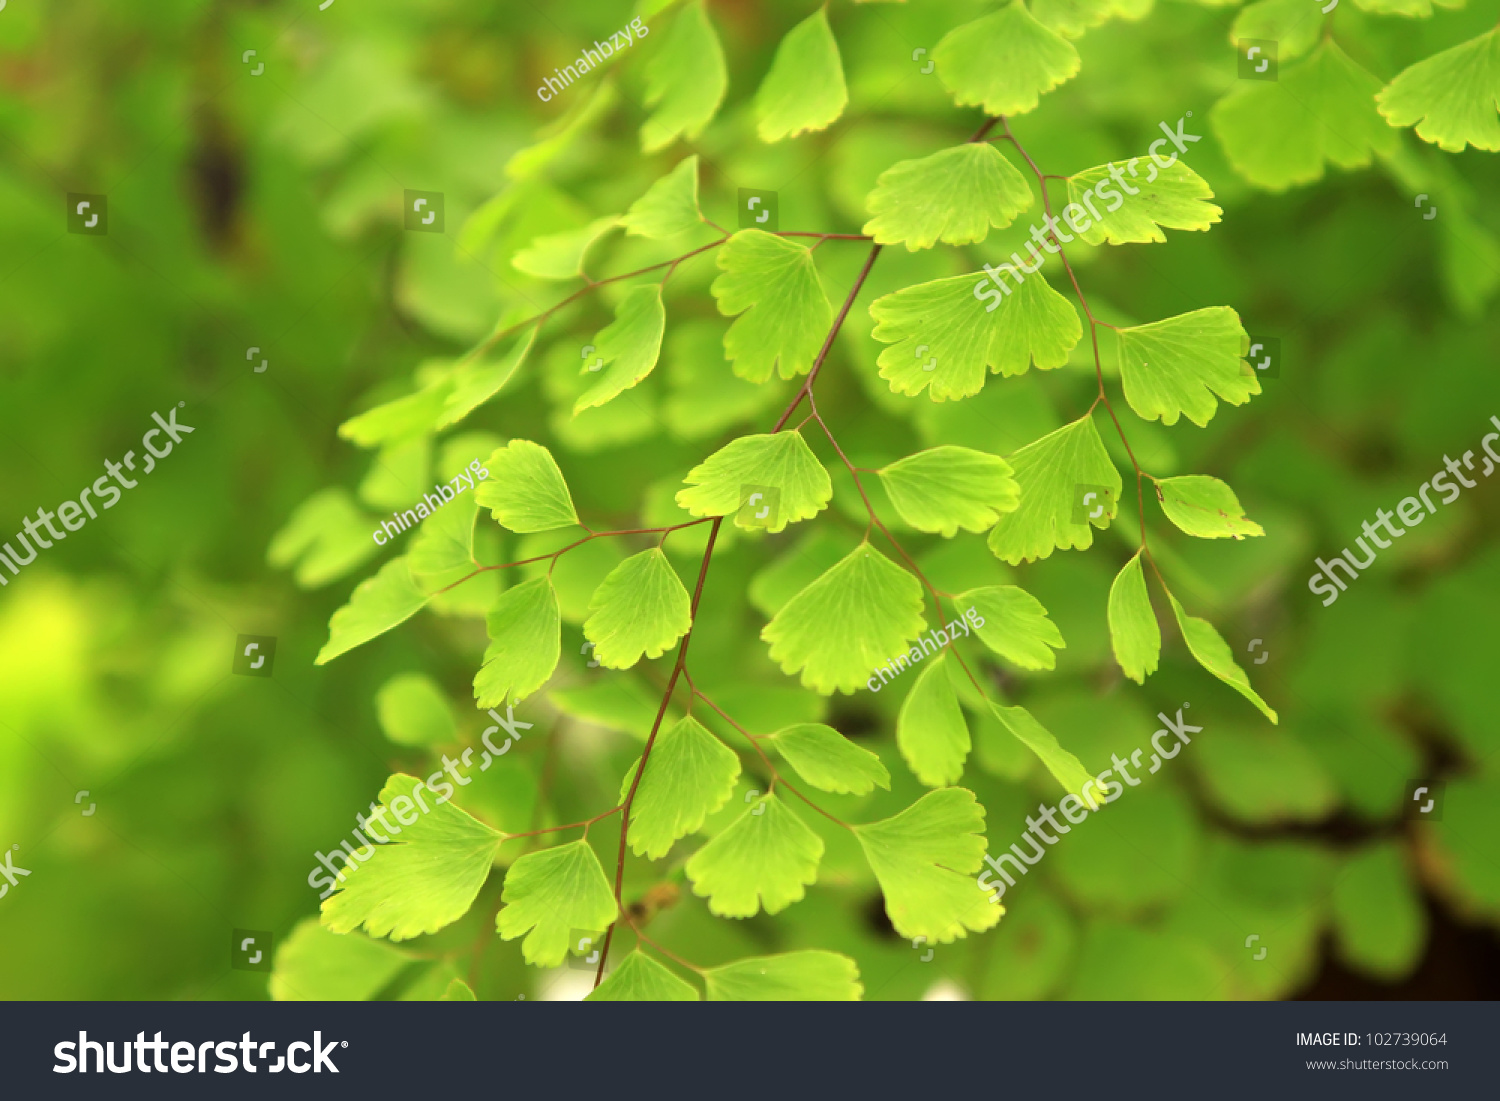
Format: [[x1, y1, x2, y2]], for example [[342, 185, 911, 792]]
[[2, 0, 1498, 1001]]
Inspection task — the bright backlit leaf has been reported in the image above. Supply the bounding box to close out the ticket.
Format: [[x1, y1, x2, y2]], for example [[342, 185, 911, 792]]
[[1377, 29, 1500, 154], [863, 142, 1033, 250], [475, 440, 580, 532], [1166, 592, 1279, 722], [587, 951, 700, 1001], [1157, 475, 1265, 539], [685, 793, 824, 917], [316, 558, 432, 664], [474, 576, 561, 708], [770, 723, 891, 795], [1117, 307, 1257, 428], [376, 672, 456, 747], [583, 548, 692, 668], [853, 788, 1002, 942], [641, 1, 728, 152], [1067, 158, 1221, 245], [878, 446, 1019, 537], [959, 586, 1065, 670], [620, 156, 703, 239], [702, 951, 862, 1000], [270, 919, 413, 1002], [676, 430, 832, 533], [871, 271, 1080, 400], [712, 231, 832, 383], [933, 2, 1080, 117], [987, 701, 1098, 804], [897, 655, 971, 787], [575, 284, 667, 413], [1108, 553, 1160, 684], [1232, 0, 1323, 64], [407, 491, 481, 594], [986, 416, 1121, 564], [1215, 41, 1399, 189], [496, 839, 617, 967], [322, 774, 504, 941], [754, 8, 848, 142], [268, 488, 381, 589], [512, 215, 619, 280], [622, 715, 741, 859], [438, 331, 536, 429], [762, 543, 926, 694]]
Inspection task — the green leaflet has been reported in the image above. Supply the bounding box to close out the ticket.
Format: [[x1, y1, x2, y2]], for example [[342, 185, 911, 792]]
[[853, 788, 1002, 942], [441, 978, 476, 1001], [986, 415, 1121, 565], [1157, 475, 1264, 539], [685, 792, 824, 918], [987, 701, 1097, 803], [339, 376, 453, 449], [512, 216, 619, 280], [549, 676, 673, 739], [575, 283, 667, 413], [407, 490, 481, 593], [959, 586, 1066, 670], [620, 156, 703, 239], [748, 526, 858, 618], [583, 548, 692, 668], [1378, 28, 1500, 154], [641, 1, 728, 152], [762, 542, 926, 695], [1117, 307, 1257, 428], [322, 774, 504, 942], [871, 270, 1080, 400], [1166, 592, 1279, 723], [878, 446, 1020, 537], [507, 81, 618, 181], [270, 919, 414, 1002], [475, 440, 581, 532], [1066, 158, 1221, 245], [863, 142, 1032, 251], [621, 715, 741, 859], [357, 436, 430, 512], [1330, 844, 1426, 979], [770, 723, 890, 795], [933, 1, 1080, 117], [702, 951, 863, 1001], [1033, 0, 1120, 38], [474, 576, 561, 708], [1354, 0, 1464, 14], [495, 839, 618, 967], [753, 8, 848, 142], [712, 230, 832, 383], [316, 558, 432, 664], [438, 330, 540, 429], [663, 320, 784, 441], [1231, 0, 1324, 64], [675, 430, 832, 534], [1108, 553, 1160, 684], [376, 673, 456, 747], [896, 654, 971, 788], [1214, 41, 1397, 190], [268, 488, 380, 589], [587, 951, 700, 1001]]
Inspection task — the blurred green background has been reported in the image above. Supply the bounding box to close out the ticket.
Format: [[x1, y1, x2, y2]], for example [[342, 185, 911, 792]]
[[1, 0, 1498, 1001]]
